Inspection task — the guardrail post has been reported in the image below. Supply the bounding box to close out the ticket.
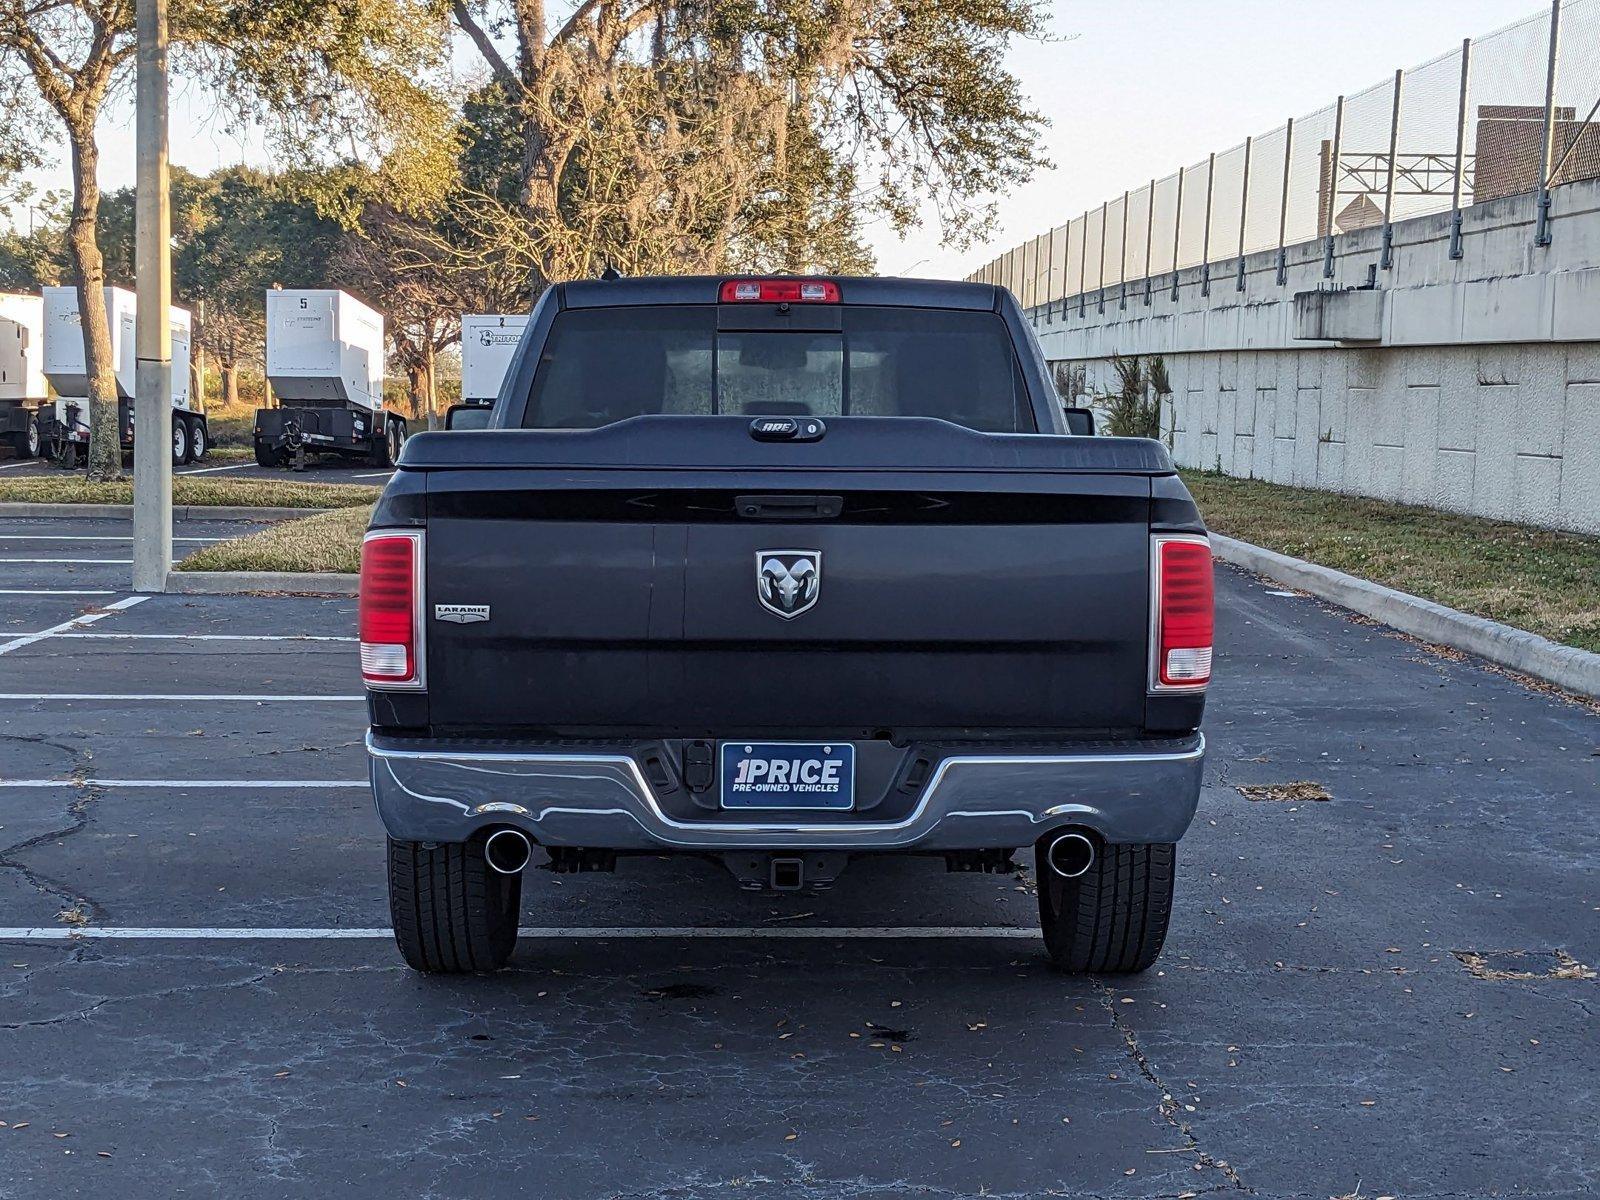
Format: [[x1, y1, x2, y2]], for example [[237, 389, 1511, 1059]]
[[1277, 117, 1295, 284], [1171, 167, 1185, 301], [1324, 95, 1345, 278], [1143, 177, 1156, 305], [1450, 38, 1471, 259], [1237, 135, 1253, 291], [1044, 226, 1056, 323], [1078, 212, 1089, 317], [1381, 68, 1404, 269], [1119, 189, 1130, 310], [1535, 0, 1561, 247], [1027, 236, 1039, 311], [1200, 152, 1216, 296], [1097, 201, 1108, 314]]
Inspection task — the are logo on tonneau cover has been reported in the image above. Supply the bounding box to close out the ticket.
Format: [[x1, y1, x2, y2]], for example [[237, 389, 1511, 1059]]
[[756, 550, 821, 619]]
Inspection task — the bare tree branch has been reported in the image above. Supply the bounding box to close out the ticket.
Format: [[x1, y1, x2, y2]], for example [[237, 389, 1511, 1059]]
[[451, 0, 519, 92]]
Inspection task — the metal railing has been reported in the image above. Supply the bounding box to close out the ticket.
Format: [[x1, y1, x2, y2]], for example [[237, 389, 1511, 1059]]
[[970, 0, 1600, 310]]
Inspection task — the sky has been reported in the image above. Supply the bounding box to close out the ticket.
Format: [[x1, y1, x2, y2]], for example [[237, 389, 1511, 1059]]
[[8, 0, 1547, 280]]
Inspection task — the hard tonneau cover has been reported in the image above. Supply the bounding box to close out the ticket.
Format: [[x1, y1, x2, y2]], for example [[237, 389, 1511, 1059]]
[[396, 415, 1177, 474]]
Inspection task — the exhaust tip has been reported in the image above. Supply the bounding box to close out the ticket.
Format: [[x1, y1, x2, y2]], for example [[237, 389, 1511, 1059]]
[[1045, 831, 1096, 879], [484, 828, 533, 875]]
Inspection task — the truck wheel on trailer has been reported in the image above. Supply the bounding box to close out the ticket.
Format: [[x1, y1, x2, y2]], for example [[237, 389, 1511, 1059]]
[[171, 417, 190, 467], [1036, 838, 1175, 974], [186, 415, 208, 463], [10, 415, 39, 459], [252, 436, 280, 468], [371, 415, 405, 468], [387, 836, 520, 973]]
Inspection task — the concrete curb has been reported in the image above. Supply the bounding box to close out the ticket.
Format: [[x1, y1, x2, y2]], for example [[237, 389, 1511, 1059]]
[[1210, 533, 1600, 700], [0, 503, 336, 522], [165, 571, 358, 596]]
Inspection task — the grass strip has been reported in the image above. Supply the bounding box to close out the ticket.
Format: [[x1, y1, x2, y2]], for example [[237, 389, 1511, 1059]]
[[0, 476, 379, 509], [1183, 470, 1600, 652], [175, 506, 372, 574]]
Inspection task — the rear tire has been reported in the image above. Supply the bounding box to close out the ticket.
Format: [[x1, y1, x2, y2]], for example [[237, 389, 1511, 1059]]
[[1037, 840, 1175, 974], [370, 416, 402, 468], [388, 836, 521, 973], [188, 417, 207, 462], [253, 437, 280, 468], [171, 417, 190, 466], [12, 416, 39, 459]]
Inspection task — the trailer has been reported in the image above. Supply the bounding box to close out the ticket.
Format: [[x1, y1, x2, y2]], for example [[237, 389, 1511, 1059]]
[[37, 286, 205, 468], [258, 289, 403, 468], [460, 313, 529, 405], [0, 293, 47, 458]]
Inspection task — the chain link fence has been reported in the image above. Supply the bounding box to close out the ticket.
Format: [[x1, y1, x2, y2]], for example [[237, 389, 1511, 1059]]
[[972, 0, 1600, 307]]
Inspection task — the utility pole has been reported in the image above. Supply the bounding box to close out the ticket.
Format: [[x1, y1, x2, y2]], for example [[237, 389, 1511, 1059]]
[[132, 0, 172, 592]]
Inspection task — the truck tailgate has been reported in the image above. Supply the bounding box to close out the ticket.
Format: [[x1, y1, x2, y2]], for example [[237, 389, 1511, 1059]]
[[416, 420, 1159, 737]]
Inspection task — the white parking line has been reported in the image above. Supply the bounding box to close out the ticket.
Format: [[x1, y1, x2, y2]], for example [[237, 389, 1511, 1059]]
[[52, 632, 355, 642], [0, 693, 365, 702], [0, 595, 148, 657], [176, 463, 248, 475], [352, 472, 393, 479], [0, 926, 1042, 941], [0, 779, 365, 788], [0, 589, 115, 595], [0, 535, 224, 543], [0, 557, 132, 564]]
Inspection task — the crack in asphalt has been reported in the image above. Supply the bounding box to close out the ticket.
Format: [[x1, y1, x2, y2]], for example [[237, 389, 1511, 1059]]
[[1095, 978, 1251, 1195], [1524, 985, 1599, 1020], [594, 1161, 1239, 1200], [0, 732, 81, 755], [0, 760, 110, 925], [0, 953, 401, 1036], [0, 964, 287, 1030]]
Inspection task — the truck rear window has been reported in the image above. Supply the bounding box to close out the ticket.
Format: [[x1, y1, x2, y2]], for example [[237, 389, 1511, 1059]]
[[521, 306, 1031, 432]]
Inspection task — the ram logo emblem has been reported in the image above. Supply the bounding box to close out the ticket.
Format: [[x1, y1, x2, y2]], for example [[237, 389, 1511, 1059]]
[[756, 550, 821, 619]]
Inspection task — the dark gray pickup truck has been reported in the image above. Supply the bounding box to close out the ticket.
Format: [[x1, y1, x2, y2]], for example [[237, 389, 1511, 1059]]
[[361, 276, 1212, 975]]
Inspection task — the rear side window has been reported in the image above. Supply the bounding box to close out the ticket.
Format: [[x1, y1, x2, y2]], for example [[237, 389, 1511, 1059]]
[[521, 306, 1031, 432]]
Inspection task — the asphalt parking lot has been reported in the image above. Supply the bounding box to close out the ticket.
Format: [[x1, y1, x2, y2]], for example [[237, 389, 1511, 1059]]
[[0, 452, 392, 486], [1, 512, 1596, 1199]]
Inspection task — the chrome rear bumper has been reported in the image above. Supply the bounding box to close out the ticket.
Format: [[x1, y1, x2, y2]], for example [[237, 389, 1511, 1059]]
[[368, 733, 1205, 852]]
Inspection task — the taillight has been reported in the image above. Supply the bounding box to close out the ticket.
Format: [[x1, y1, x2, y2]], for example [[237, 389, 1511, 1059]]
[[719, 279, 840, 303], [360, 531, 424, 689], [1151, 535, 1213, 690]]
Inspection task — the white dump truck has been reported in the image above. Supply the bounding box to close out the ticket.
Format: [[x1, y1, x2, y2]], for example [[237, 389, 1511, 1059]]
[[257, 289, 404, 468], [38, 286, 204, 468], [0, 292, 47, 458], [460, 313, 529, 405]]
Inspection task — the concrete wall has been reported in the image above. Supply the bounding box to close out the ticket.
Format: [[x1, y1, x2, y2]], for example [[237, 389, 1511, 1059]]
[[1028, 179, 1600, 534]]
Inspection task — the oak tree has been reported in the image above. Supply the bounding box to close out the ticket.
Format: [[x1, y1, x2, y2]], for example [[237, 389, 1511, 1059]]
[[443, 0, 1046, 291], [0, 0, 452, 477]]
